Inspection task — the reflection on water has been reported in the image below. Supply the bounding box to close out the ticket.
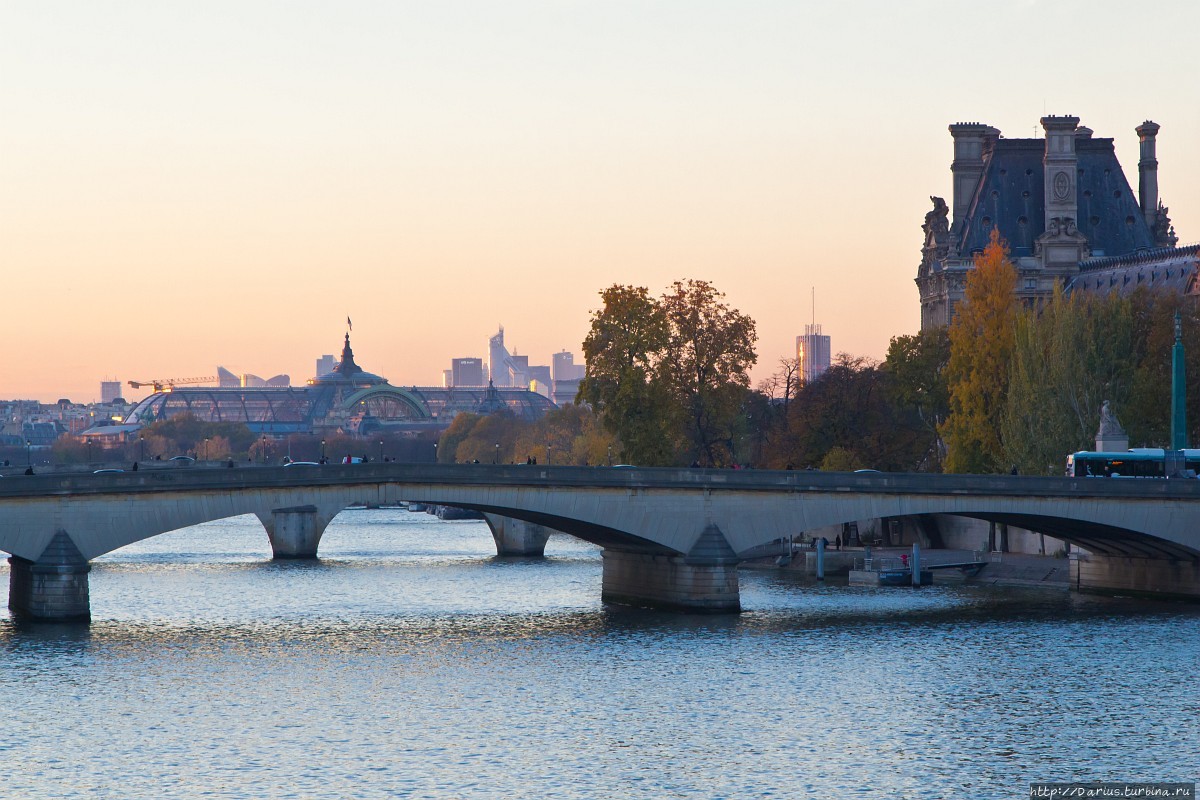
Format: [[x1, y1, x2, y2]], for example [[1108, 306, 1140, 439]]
[[1, 510, 1197, 799]]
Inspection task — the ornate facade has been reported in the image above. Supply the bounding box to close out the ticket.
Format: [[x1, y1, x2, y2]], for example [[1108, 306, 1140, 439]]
[[917, 117, 1189, 329]]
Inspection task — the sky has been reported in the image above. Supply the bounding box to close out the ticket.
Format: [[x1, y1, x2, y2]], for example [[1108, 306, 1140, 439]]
[[3, 0, 1198, 403]]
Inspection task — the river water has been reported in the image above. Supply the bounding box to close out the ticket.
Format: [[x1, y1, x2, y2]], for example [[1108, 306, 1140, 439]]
[[1, 509, 1196, 799]]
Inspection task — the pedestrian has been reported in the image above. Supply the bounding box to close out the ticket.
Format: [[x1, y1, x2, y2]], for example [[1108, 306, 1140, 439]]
[[1010, 464, 1018, 475], [131, 462, 139, 472], [835, 534, 842, 550], [900, 553, 909, 568]]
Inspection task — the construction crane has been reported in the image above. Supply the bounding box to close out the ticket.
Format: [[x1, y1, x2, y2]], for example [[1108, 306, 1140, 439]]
[[127, 376, 218, 393]]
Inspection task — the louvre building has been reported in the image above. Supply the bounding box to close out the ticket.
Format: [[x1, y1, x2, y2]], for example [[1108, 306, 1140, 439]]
[[123, 334, 555, 437], [917, 116, 1197, 329]]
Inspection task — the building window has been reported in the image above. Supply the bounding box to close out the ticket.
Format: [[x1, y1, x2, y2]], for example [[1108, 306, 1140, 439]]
[[1025, 278, 1036, 289]]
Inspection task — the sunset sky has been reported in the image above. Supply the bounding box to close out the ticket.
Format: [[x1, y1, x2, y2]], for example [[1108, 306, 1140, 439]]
[[3, 0, 1198, 403]]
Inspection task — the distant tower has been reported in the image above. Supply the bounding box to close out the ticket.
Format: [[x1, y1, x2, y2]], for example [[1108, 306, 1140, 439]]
[[796, 324, 831, 384], [488, 327, 512, 386], [315, 354, 336, 377], [100, 380, 121, 404]]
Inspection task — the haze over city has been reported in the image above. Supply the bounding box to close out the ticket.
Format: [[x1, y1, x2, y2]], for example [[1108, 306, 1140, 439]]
[[3, 0, 1198, 402]]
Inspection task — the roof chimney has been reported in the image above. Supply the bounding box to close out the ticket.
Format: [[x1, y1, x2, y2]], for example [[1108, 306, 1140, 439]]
[[1136, 120, 1160, 232], [948, 123, 996, 232]]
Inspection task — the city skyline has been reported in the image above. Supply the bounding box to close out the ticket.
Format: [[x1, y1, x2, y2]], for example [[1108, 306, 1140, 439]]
[[3, 1, 1199, 402]]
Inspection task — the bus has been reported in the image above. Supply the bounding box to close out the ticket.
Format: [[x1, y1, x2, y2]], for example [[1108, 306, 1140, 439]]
[[1065, 448, 1200, 478]]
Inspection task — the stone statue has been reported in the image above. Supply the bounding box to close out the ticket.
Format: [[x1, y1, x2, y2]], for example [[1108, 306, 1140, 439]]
[[1154, 201, 1179, 247], [1098, 400, 1125, 437], [919, 196, 951, 276]]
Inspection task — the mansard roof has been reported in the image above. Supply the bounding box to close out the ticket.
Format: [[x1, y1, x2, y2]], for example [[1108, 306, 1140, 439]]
[[956, 137, 1156, 258], [1067, 243, 1200, 297]]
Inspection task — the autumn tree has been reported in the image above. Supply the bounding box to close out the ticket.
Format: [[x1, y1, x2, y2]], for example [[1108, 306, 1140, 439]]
[[579, 285, 677, 465], [659, 279, 758, 466], [766, 354, 927, 471], [940, 228, 1019, 473], [580, 280, 758, 465]]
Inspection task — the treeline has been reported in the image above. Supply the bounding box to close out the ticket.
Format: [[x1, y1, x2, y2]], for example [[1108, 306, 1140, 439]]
[[436, 405, 616, 465], [942, 229, 1200, 474], [51, 414, 436, 464], [571, 256, 1199, 474]]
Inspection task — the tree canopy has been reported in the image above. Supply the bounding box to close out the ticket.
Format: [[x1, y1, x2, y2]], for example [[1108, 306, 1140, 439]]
[[941, 229, 1018, 473], [580, 279, 757, 466]]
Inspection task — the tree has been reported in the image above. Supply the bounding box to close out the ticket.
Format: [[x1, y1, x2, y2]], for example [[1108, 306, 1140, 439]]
[[581, 280, 757, 466], [884, 328, 950, 471], [659, 279, 758, 466], [1002, 288, 1136, 474], [511, 404, 617, 466], [579, 285, 677, 465], [941, 229, 1019, 473]]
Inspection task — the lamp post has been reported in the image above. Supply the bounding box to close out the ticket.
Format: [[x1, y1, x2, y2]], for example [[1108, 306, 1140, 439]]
[[87, 439, 94, 464], [26, 440, 32, 467], [546, 444, 551, 466], [204, 437, 210, 461], [379, 439, 384, 463], [261, 435, 267, 464], [494, 442, 499, 464], [139, 435, 145, 462], [433, 442, 438, 463], [607, 445, 612, 466], [320, 439, 326, 463]]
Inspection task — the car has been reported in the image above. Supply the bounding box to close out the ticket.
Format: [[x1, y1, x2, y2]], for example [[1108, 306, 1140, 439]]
[[611, 464, 637, 469], [169, 455, 196, 464], [284, 461, 321, 467], [853, 469, 882, 474], [93, 469, 125, 474]]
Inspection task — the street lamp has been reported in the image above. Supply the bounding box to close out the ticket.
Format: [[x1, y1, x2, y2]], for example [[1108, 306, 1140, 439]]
[[139, 435, 145, 462], [204, 437, 210, 461], [26, 440, 32, 467], [433, 442, 438, 463], [607, 445, 612, 466], [379, 439, 384, 463], [546, 444, 551, 466], [494, 442, 499, 464], [261, 435, 267, 464], [320, 439, 326, 463]]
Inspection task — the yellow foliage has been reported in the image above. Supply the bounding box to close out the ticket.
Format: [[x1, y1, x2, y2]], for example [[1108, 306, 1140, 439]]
[[941, 228, 1019, 473]]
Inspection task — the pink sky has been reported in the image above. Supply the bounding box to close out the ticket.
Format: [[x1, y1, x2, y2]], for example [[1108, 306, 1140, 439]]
[[3, 1, 1198, 403]]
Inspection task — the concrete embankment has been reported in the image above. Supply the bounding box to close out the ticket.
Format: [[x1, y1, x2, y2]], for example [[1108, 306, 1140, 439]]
[[742, 548, 1070, 590]]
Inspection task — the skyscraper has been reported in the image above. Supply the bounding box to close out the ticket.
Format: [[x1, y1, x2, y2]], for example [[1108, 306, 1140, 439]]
[[796, 324, 831, 384], [100, 381, 121, 404], [451, 358, 485, 387]]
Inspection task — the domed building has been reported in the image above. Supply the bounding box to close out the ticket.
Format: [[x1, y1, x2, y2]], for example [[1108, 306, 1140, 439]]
[[123, 333, 556, 437]]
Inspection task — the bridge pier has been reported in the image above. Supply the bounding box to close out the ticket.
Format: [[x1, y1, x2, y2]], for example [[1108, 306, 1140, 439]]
[[1072, 553, 1200, 600], [261, 505, 328, 559], [8, 530, 91, 622], [600, 524, 741, 613], [483, 513, 551, 557]]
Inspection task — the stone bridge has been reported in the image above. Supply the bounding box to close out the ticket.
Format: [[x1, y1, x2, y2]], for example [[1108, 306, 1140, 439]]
[[3, 464, 1199, 621]]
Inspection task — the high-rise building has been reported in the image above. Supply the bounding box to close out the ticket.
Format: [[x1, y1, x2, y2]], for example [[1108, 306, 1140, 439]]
[[797, 324, 831, 384], [316, 355, 336, 377], [451, 358, 485, 387], [100, 381, 122, 404], [552, 351, 585, 381]]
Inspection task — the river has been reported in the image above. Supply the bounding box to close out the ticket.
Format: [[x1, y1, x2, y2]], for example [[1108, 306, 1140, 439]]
[[2, 508, 1196, 798]]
